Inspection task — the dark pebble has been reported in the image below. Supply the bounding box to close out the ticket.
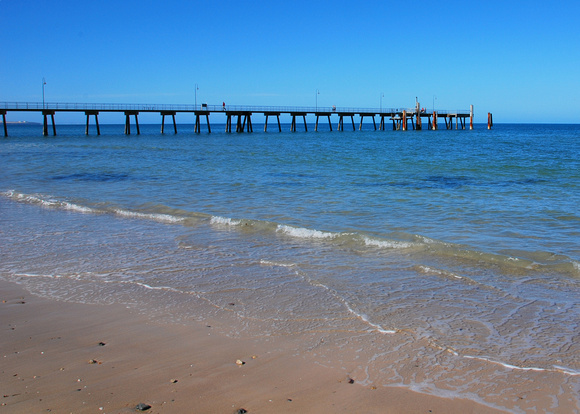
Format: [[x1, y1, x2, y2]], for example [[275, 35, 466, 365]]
[[348, 378, 355, 384], [235, 409, 248, 414], [98, 342, 106, 346], [135, 403, 151, 411]]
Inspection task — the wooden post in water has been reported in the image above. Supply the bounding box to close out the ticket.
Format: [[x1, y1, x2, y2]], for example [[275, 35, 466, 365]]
[[432, 112, 437, 130], [402, 110, 407, 131], [487, 112, 493, 129]]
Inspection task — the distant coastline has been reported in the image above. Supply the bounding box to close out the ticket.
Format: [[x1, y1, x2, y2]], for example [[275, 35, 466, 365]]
[[0, 121, 41, 125]]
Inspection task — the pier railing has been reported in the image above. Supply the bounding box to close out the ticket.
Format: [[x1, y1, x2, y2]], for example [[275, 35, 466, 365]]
[[0, 101, 470, 115]]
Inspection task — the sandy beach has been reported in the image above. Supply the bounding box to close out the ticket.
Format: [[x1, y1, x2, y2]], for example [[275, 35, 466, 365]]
[[0, 279, 506, 414]]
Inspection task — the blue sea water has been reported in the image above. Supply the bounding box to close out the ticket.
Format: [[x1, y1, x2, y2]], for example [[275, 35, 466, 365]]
[[1, 122, 579, 411]]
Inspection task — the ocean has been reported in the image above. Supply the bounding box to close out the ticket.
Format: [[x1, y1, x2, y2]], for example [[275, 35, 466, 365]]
[[1, 122, 579, 411]]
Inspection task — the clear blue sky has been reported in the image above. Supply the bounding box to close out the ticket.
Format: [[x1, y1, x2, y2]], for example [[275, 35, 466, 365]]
[[1, 0, 579, 123]]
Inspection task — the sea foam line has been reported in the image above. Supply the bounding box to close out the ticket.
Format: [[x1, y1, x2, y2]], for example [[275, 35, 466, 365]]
[[3, 190, 96, 214], [276, 224, 338, 240], [463, 355, 580, 376], [210, 215, 243, 226], [302, 272, 397, 334], [113, 209, 184, 223]]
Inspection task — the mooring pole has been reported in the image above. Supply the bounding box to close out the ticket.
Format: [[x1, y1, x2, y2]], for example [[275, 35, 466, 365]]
[[470, 105, 474, 130]]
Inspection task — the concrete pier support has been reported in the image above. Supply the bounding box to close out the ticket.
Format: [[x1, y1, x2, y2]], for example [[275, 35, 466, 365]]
[[85, 111, 100, 135], [124, 111, 140, 135], [42, 110, 57, 136], [229, 112, 251, 132], [314, 113, 332, 131], [226, 114, 232, 132], [359, 114, 376, 130], [160, 111, 177, 134], [245, 114, 253, 132], [194, 111, 211, 133], [1, 111, 7, 136], [337, 113, 355, 131], [264, 112, 281, 132], [290, 113, 307, 132]]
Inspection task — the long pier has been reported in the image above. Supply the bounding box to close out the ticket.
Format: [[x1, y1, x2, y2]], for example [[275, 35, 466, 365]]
[[0, 102, 492, 137]]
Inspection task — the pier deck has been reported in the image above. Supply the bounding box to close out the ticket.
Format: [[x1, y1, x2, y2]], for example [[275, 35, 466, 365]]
[[1, 102, 491, 136]]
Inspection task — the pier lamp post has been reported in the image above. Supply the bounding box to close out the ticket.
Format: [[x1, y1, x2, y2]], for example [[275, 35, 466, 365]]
[[42, 78, 46, 109], [315, 89, 320, 111], [380, 92, 384, 112], [195, 84, 199, 110]]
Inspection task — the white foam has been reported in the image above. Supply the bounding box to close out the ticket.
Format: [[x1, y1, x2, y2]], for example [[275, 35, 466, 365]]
[[113, 209, 183, 223], [15, 272, 60, 279], [259, 259, 296, 268], [276, 224, 337, 240], [298, 274, 395, 333], [61, 202, 94, 213], [463, 355, 580, 376], [361, 236, 413, 249], [418, 265, 463, 279], [210, 216, 242, 226]]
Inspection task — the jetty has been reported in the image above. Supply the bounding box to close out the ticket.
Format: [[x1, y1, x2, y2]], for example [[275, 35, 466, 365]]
[[0, 102, 493, 137]]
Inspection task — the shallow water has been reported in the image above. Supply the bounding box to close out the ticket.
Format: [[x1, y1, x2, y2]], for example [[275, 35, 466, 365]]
[[1, 122, 579, 411]]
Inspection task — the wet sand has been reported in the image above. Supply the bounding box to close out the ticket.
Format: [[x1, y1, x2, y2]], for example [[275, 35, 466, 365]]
[[0, 280, 508, 414]]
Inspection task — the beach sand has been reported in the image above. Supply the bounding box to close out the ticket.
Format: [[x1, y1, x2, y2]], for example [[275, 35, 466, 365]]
[[0, 280, 506, 414]]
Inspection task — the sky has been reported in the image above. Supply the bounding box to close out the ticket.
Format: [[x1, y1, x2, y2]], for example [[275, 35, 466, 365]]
[[1, 0, 579, 124]]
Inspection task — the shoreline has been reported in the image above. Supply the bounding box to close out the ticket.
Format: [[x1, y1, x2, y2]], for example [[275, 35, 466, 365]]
[[0, 279, 504, 413]]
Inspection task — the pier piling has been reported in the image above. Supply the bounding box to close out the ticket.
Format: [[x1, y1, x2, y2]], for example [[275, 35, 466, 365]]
[[124, 111, 140, 135], [1, 111, 7, 136], [42, 110, 57, 136], [85, 111, 100, 135], [160, 111, 177, 134], [194, 111, 211, 133]]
